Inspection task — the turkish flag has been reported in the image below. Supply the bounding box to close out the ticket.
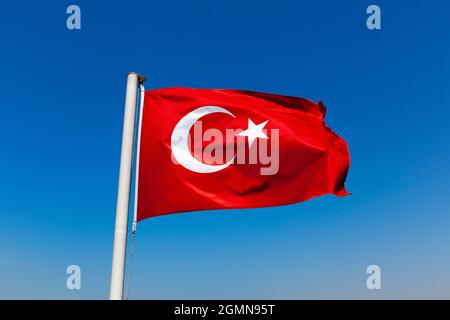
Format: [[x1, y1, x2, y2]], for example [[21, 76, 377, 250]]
[[136, 88, 349, 221]]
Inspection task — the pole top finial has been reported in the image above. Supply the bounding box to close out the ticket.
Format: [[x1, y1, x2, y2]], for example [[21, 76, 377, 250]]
[[128, 72, 147, 84]]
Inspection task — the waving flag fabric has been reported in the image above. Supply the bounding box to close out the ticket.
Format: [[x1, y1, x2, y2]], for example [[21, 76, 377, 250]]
[[136, 88, 350, 221]]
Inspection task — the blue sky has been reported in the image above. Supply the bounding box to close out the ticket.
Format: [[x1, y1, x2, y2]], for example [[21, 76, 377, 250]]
[[0, 1, 449, 299]]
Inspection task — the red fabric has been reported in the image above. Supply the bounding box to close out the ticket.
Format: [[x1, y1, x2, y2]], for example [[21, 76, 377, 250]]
[[136, 88, 349, 221]]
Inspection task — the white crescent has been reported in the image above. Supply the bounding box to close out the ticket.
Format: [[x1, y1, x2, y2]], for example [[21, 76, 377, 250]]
[[171, 106, 235, 173]]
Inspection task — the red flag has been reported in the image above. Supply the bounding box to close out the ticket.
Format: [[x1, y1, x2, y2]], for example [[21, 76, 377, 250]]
[[136, 88, 349, 221]]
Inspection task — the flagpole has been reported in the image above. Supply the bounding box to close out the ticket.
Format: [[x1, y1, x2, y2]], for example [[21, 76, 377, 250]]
[[110, 72, 146, 300]]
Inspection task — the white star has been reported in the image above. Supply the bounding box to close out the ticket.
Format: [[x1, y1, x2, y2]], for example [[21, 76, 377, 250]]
[[237, 118, 269, 147]]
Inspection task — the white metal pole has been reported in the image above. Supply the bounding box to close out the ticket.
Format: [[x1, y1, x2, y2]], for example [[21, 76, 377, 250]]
[[109, 72, 146, 300]]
